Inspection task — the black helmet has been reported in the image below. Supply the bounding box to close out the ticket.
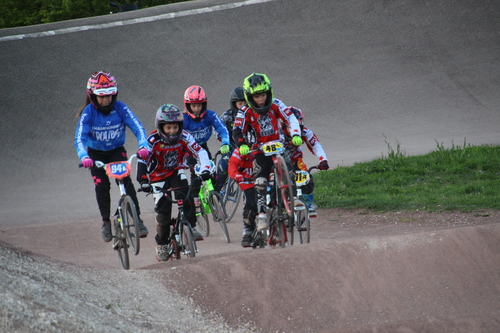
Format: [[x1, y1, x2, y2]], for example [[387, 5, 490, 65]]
[[229, 87, 245, 115]]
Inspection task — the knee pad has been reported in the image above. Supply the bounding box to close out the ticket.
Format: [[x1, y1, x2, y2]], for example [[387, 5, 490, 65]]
[[255, 177, 267, 193], [155, 214, 169, 226]]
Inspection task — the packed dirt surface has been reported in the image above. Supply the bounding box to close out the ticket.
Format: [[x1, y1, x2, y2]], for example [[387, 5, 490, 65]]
[[2, 208, 500, 332]]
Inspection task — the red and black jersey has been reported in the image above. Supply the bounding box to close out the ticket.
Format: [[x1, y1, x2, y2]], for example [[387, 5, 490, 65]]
[[137, 130, 210, 183], [228, 148, 254, 191], [233, 98, 301, 149]]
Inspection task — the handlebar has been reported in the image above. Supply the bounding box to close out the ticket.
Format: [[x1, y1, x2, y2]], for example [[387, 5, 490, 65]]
[[78, 154, 137, 168], [138, 176, 202, 204]]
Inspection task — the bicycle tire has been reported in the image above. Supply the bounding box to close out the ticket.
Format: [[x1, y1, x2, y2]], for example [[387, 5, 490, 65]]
[[222, 177, 241, 223], [294, 199, 310, 244], [121, 196, 140, 255], [181, 221, 197, 258], [196, 206, 210, 237], [295, 202, 311, 244], [268, 207, 285, 248], [113, 219, 130, 270], [209, 191, 230, 243], [275, 155, 295, 228]]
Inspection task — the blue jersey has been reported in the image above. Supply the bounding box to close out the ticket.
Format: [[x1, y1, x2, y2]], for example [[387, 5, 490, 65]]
[[183, 109, 230, 146], [74, 101, 148, 160]]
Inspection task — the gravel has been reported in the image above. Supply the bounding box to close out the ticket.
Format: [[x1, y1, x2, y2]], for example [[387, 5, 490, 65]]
[[0, 243, 257, 333]]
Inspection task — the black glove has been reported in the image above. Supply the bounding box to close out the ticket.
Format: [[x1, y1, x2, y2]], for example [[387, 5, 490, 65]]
[[318, 160, 330, 171], [200, 170, 211, 181], [139, 182, 152, 193]]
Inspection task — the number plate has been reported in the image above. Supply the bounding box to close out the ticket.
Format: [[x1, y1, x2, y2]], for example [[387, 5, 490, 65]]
[[295, 170, 310, 186], [105, 161, 131, 179], [262, 141, 284, 156]]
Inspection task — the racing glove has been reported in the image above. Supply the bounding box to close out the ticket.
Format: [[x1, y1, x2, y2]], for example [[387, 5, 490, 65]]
[[200, 170, 211, 181], [318, 160, 330, 171], [220, 144, 230, 155], [292, 135, 303, 146], [137, 148, 150, 160], [140, 182, 152, 193], [234, 173, 244, 184], [81, 157, 93, 168], [239, 145, 250, 156]]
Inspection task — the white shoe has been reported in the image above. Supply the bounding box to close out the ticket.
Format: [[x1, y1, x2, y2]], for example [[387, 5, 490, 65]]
[[256, 213, 268, 230], [294, 198, 306, 210], [309, 208, 317, 218]]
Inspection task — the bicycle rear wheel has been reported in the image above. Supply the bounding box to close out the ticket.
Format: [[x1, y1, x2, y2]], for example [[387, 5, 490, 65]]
[[121, 196, 140, 255], [181, 221, 197, 258], [275, 155, 295, 229], [112, 218, 130, 270], [222, 178, 241, 223], [209, 191, 230, 243]]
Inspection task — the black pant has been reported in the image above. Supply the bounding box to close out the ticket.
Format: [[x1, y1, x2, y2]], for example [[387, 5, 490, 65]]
[[87, 146, 140, 221], [153, 171, 196, 245]]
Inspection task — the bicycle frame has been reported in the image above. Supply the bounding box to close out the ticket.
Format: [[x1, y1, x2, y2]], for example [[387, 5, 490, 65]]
[[198, 178, 214, 215], [195, 166, 230, 243], [148, 181, 199, 260], [91, 154, 140, 269], [250, 141, 295, 248]]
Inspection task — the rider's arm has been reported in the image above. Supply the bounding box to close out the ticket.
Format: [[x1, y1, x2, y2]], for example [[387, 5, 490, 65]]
[[120, 103, 148, 150], [232, 107, 248, 147], [208, 111, 230, 146], [183, 131, 211, 171], [74, 106, 93, 161], [303, 126, 328, 162], [279, 106, 301, 139]]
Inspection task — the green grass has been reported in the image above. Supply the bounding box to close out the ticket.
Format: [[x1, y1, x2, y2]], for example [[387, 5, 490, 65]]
[[314, 140, 500, 213]]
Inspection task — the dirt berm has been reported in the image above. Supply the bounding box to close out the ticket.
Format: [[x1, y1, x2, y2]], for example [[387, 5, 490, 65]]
[[142, 222, 500, 333]]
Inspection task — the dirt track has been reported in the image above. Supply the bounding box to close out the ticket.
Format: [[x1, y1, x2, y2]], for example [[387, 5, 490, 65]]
[[2, 209, 500, 332]]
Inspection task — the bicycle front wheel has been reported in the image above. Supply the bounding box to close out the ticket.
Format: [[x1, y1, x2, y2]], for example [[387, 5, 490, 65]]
[[275, 155, 295, 227], [196, 206, 210, 237], [222, 178, 241, 223], [295, 202, 311, 244], [113, 219, 130, 270], [181, 222, 197, 258], [209, 191, 230, 243], [121, 196, 140, 255], [268, 207, 285, 248]]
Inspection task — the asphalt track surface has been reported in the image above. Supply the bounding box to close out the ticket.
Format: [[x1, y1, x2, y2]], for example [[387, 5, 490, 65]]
[[1, 0, 500, 332]]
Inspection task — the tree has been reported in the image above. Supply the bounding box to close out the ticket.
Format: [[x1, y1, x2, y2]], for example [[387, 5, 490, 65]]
[[0, 0, 188, 29]]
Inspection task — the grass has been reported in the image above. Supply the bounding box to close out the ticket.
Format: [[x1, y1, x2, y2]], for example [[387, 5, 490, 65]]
[[313, 139, 500, 213]]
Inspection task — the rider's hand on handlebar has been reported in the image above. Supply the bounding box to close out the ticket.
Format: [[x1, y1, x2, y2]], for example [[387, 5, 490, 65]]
[[239, 144, 250, 155], [200, 170, 211, 181], [81, 157, 94, 168], [220, 144, 230, 155], [318, 160, 329, 170], [234, 173, 244, 184], [137, 148, 150, 160], [292, 135, 303, 146], [139, 182, 152, 193]]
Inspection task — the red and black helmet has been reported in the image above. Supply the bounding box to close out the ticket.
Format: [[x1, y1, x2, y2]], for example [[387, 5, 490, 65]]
[[86, 71, 118, 115]]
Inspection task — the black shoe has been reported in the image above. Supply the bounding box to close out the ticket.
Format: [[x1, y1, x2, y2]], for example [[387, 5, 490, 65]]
[[138, 219, 149, 238], [241, 234, 252, 248], [101, 221, 112, 242]]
